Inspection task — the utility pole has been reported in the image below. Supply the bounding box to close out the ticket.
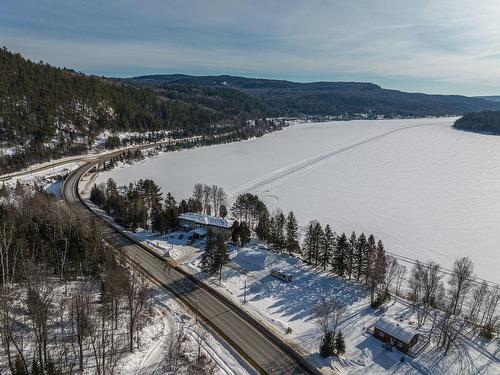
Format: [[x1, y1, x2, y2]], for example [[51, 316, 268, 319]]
[[244, 280, 247, 304], [219, 262, 222, 285], [195, 298, 198, 324], [197, 326, 202, 360]]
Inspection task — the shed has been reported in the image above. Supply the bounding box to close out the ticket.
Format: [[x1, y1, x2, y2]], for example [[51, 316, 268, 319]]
[[373, 317, 419, 353], [270, 269, 293, 282]]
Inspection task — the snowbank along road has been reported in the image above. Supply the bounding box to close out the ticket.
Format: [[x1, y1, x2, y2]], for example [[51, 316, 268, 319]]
[[63, 161, 320, 375]]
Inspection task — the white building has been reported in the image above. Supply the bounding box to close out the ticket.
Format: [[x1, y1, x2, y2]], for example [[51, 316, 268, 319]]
[[178, 212, 231, 237]]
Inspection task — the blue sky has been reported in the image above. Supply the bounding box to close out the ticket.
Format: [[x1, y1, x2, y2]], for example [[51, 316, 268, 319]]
[[1, 0, 500, 96]]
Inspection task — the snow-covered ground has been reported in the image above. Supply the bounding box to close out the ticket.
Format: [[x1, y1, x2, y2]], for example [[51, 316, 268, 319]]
[[0, 279, 254, 375], [125, 230, 499, 375], [116, 287, 254, 375], [2, 161, 83, 197], [95, 118, 500, 283]]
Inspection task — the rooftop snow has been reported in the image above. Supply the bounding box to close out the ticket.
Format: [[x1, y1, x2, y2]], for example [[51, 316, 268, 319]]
[[179, 212, 230, 228], [374, 317, 418, 344]]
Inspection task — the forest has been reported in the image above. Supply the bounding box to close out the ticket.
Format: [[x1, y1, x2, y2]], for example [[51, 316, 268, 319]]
[[0, 48, 273, 174], [129, 74, 500, 117], [453, 110, 500, 134], [0, 184, 218, 374], [3, 47, 500, 175]]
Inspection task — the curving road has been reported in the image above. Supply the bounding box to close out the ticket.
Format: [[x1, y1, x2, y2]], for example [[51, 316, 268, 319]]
[[63, 161, 319, 375]]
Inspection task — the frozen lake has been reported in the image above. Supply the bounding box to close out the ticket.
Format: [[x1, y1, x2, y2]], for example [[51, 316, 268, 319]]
[[97, 118, 500, 283]]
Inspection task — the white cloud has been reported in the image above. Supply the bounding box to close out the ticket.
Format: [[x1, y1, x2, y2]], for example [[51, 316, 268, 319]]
[[2, 0, 500, 95]]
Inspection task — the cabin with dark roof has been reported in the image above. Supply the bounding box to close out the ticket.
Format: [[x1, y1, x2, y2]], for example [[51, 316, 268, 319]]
[[373, 317, 419, 354]]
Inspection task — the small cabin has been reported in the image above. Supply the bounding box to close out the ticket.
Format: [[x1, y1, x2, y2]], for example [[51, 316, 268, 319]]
[[373, 317, 419, 353], [270, 269, 292, 282]]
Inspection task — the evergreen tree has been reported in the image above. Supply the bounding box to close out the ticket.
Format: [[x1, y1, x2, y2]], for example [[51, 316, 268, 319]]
[[285, 211, 300, 253], [151, 208, 168, 234], [335, 331, 346, 355], [269, 215, 276, 244], [355, 233, 367, 281], [347, 231, 356, 279], [231, 220, 240, 244], [255, 209, 270, 241], [90, 184, 106, 206], [365, 234, 376, 284], [201, 231, 217, 274], [239, 222, 251, 245], [319, 330, 336, 358], [320, 225, 335, 270], [139, 179, 163, 215], [178, 199, 188, 213], [104, 178, 119, 214], [303, 223, 315, 264], [219, 204, 228, 218], [273, 212, 286, 252], [333, 233, 348, 277], [0, 182, 8, 198], [14, 180, 24, 195], [371, 240, 387, 303], [164, 192, 177, 208], [312, 222, 323, 267], [215, 235, 229, 280]]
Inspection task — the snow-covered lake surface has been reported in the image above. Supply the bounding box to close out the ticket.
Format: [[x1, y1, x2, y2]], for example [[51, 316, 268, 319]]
[[97, 118, 500, 283]]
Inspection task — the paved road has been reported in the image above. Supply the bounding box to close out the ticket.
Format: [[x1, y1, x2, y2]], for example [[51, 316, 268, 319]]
[[63, 162, 319, 375], [0, 136, 198, 182]]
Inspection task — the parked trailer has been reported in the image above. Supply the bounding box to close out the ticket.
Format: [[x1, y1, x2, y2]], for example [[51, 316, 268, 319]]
[[270, 269, 293, 282]]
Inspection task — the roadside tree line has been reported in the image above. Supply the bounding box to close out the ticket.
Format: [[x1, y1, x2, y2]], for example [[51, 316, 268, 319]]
[[0, 189, 154, 374]]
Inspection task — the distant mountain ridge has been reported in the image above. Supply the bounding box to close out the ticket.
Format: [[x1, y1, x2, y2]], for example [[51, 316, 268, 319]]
[[129, 74, 500, 117], [2, 45, 500, 174], [475, 96, 500, 102], [0, 49, 268, 173]]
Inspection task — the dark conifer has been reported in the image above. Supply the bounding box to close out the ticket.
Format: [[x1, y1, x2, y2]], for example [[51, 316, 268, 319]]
[[335, 331, 346, 355], [320, 225, 335, 269], [285, 211, 300, 253]]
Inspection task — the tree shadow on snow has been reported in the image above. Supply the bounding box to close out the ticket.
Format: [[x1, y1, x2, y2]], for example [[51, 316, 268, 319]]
[[247, 265, 368, 323]]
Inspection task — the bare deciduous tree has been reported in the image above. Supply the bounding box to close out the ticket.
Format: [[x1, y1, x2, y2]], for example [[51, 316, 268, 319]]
[[381, 256, 399, 300], [125, 271, 151, 352], [448, 257, 474, 316], [160, 324, 187, 373], [313, 298, 346, 338], [192, 183, 204, 207], [395, 263, 407, 296], [202, 185, 212, 215], [468, 281, 489, 324]]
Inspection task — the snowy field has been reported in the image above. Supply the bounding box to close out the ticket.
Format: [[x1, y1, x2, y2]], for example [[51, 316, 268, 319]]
[[96, 117, 500, 283], [123, 229, 499, 375]]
